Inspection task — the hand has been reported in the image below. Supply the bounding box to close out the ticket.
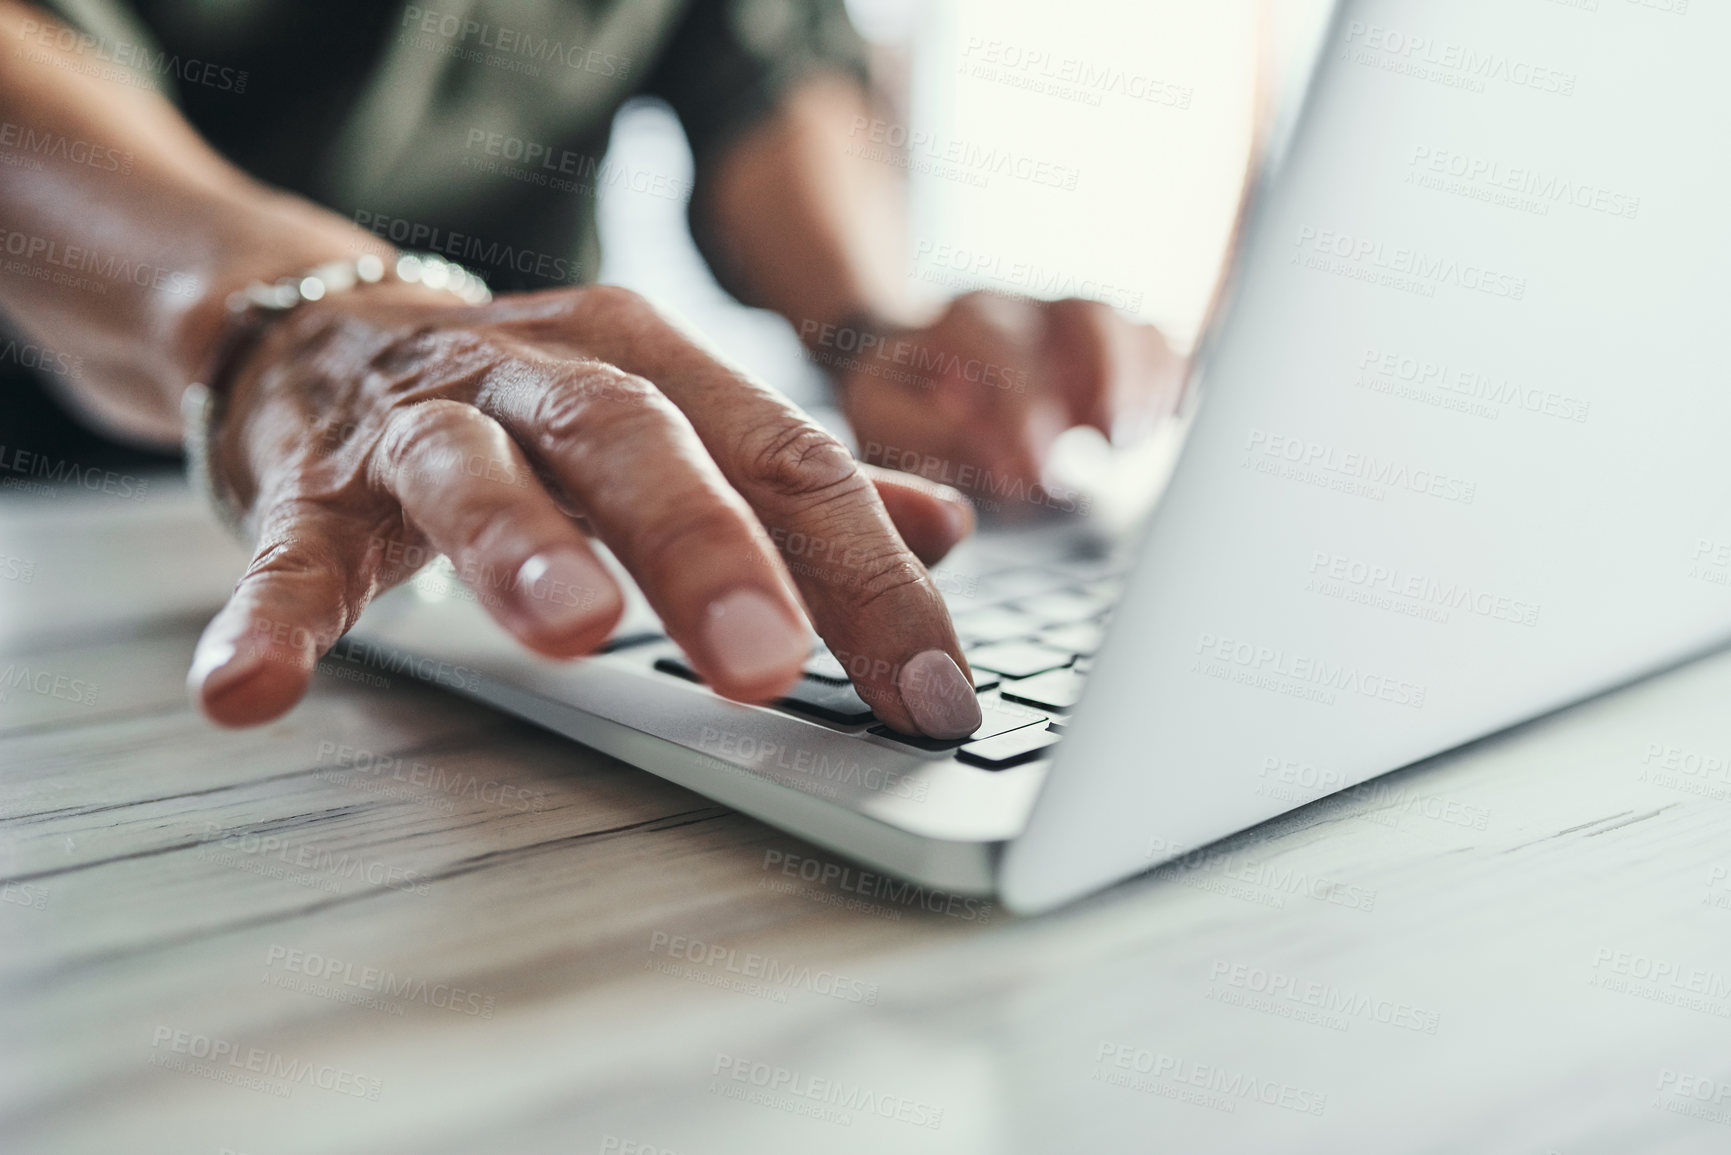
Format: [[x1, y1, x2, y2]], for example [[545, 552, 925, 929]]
[[833, 292, 1187, 514], [187, 282, 985, 739]]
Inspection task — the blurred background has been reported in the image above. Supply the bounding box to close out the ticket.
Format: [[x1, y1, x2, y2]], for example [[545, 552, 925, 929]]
[[598, 0, 1333, 413], [0, 0, 1334, 497]]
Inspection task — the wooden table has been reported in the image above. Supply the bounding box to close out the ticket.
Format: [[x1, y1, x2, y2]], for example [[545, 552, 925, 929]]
[[4, 480, 1730, 1155]]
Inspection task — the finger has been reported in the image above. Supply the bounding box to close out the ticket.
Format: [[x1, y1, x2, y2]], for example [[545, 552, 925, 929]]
[[479, 354, 812, 705], [846, 363, 1050, 494], [552, 288, 983, 739], [188, 500, 378, 727], [368, 398, 624, 658], [1044, 298, 1184, 445], [929, 293, 1055, 483], [861, 463, 974, 567], [1042, 297, 1123, 438]]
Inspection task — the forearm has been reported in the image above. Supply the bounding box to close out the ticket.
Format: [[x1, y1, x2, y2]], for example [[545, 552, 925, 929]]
[[0, 0, 387, 444], [694, 73, 922, 353]]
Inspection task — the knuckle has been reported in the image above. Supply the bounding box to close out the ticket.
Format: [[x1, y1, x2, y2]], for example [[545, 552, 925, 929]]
[[571, 283, 648, 320], [846, 550, 930, 613], [377, 399, 480, 465], [372, 399, 501, 491], [531, 368, 668, 449], [369, 324, 492, 387], [371, 403, 531, 553], [530, 386, 590, 445], [738, 416, 861, 504]]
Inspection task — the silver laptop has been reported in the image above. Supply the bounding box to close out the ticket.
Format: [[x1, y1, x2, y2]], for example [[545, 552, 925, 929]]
[[353, 0, 1731, 913]]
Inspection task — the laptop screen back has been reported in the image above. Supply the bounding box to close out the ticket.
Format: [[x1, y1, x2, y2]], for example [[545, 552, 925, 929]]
[[1005, 0, 1731, 912]]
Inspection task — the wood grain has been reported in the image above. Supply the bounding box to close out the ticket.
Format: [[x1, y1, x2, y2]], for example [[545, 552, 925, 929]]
[[3, 483, 1730, 1155]]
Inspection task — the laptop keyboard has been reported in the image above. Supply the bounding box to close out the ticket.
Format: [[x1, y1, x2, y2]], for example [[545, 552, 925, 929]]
[[643, 539, 1128, 771]]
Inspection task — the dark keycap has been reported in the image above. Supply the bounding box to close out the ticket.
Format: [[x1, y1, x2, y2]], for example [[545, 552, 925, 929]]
[[866, 725, 962, 752], [965, 641, 1073, 679], [601, 631, 664, 653], [654, 655, 702, 682], [959, 725, 1062, 769], [656, 652, 874, 725], [1000, 667, 1087, 712], [868, 697, 1046, 750], [776, 678, 876, 725]]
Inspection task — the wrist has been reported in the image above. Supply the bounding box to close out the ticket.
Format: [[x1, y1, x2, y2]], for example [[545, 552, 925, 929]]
[[162, 188, 394, 412], [185, 244, 490, 540]]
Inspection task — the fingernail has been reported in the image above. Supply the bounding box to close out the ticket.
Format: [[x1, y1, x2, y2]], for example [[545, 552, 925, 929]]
[[703, 588, 809, 687], [188, 637, 262, 703], [515, 547, 620, 636], [897, 649, 982, 739]]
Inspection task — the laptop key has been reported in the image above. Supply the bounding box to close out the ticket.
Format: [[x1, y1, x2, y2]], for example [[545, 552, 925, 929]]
[[867, 725, 964, 752], [950, 605, 1041, 645], [969, 698, 1048, 740], [965, 641, 1073, 679], [1038, 620, 1104, 656], [775, 678, 876, 725], [656, 653, 874, 725], [810, 644, 994, 691], [976, 566, 1073, 602], [967, 665, 1001, 693], [601, 631, 665, 653], [803, 647, 850, 684], [653, 654, 702, 682], [959, 725, 1062, 769], [807, 642, 994, 688], [1013, 588, 1111, 624], [1000, 666, 1087, 712], [869, 697, 1047, 749]]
